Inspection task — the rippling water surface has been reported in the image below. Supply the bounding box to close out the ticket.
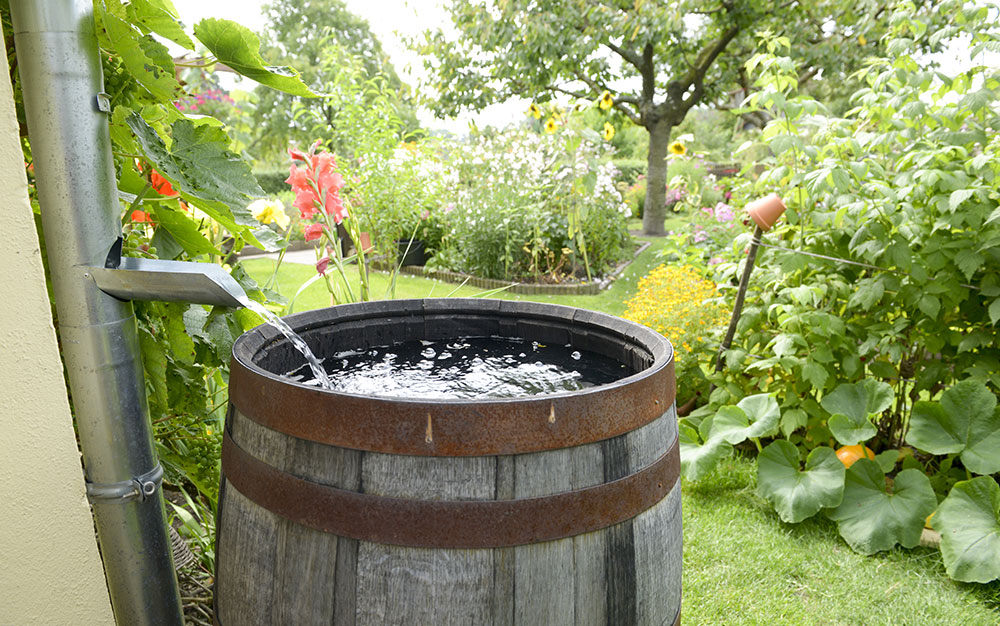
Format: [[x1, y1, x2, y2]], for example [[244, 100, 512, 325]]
[[290, 337, 629, 399]]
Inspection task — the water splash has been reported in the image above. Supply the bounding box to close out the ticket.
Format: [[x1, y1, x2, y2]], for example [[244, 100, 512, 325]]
[[240, 298, 332, 388]]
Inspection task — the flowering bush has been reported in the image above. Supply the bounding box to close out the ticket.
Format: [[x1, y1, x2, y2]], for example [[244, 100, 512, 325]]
[[434, 128, 632, 281], [623, 264, 728, 405]]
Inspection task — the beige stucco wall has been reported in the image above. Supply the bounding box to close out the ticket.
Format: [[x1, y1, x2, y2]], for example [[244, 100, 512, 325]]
[[0, 28, 115, 626]]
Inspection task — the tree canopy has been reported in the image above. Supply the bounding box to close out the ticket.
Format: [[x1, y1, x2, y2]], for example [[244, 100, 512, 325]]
[[253, 0, 418, 157], [418, 0, 940, 234]]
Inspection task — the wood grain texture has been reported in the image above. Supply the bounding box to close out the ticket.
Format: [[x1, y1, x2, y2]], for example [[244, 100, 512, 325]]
[[355, 452, 495, 625], [216, 406, 682, 626]]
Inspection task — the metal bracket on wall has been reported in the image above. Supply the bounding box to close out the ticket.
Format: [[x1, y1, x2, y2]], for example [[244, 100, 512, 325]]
[[86, 464, 164, 503]]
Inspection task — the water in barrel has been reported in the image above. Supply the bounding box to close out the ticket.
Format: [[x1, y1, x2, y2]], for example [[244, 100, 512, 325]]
[[287, 336, 630, 398]]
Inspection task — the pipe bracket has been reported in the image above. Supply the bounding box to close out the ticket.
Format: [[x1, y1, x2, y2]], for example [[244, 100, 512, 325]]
[[86, 464, 163, 503]]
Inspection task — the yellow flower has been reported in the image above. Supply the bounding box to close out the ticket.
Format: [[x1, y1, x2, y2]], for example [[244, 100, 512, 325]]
[[544, 117, 558, 134], [527, 103, 542, 119], [602, 122, 615, 141], [858, 34, 867, 46], [668, 141, 687, 157], [598, 90, 614, 110], [249, 198, 290, 229]]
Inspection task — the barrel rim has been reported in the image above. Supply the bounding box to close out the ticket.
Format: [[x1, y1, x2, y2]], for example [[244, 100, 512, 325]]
[[229, 298, 675, 456]]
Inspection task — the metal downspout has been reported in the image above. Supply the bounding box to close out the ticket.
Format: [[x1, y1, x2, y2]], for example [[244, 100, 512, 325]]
[[8, 1, 185, 624]]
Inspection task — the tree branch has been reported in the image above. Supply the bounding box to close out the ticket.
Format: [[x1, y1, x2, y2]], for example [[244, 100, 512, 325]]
[[603, 40, 644, 71]]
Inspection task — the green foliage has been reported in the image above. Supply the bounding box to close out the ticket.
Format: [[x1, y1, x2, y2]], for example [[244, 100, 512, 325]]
[[821, 379, 892, 446], [906, 380, 1000, 476], [934, 476, 1000, 583], [757, 441, 845, 523], [254, 168, 292, 195], [826, 462, 937, 556], [611, 158, 646, 185], [679, 1, 1000, 584], [253, 0, 418, 155]]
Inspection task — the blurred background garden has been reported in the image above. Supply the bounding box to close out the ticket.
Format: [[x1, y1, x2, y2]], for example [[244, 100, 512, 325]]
[[7, 0, 1000, 623]]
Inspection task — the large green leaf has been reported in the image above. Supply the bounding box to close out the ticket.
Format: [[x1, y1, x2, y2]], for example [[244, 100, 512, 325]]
[[126, 113, 263, 235], [905, 380, 1000, 475], [826, 461, 936, 555], [679, 423, 732, 481], [821, 379, 892, 446], [757, 441, 845, 523], [148, 203, 220, 257], [128, 0, 195, 50], [828, 413, 878, 446], [98, 2, 181, 101], [194, 19, 319, 97], [711, 393, 781, 444], [821, 379, 894, 418], [934, 476, 1000, 583]]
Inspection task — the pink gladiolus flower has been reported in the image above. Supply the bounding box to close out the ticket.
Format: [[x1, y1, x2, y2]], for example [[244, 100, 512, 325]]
[[315, 256, 330, 276], [303, 223, 325, 241]]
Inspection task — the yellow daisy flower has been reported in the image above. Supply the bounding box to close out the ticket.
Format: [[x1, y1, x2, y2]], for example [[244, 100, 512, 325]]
[[527, 103, 542, 119], [668, 140, 687, 157], [249, 198, 290, 229], [602, 122, 615, 141], [544, 117, 558, 134], [598, 90, 614, 110]]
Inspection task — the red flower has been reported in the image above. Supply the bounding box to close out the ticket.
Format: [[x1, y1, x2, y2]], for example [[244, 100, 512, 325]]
[[131, 209, 153, 223], [150, 170, 177, 196], [315, 256, 330, 276], [303, 223, 325, 242]]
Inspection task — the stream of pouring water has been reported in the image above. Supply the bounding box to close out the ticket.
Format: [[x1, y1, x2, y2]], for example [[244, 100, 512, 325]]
[[240, 299, 332, 388]]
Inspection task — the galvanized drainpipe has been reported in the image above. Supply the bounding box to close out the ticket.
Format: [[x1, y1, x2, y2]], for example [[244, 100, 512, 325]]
[[9, 1, 184, 624]]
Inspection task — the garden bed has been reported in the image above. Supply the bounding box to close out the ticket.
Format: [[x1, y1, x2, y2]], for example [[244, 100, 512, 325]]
[[384, 240, 650, 296]]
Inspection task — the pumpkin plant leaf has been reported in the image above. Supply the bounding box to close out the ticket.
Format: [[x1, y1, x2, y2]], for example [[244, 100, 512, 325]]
[[822, 380, 891, 446], [826, 461, 936, 555], [828, 412, 878, 446], [194, 19, 319, 97], [934, 476, 1000, 583], [712, 393, 780, 444], [905, 380, 1000, 475], [757, 441, 845, 523], [821, 379, 894, 419], [679, 423, 732, 481]]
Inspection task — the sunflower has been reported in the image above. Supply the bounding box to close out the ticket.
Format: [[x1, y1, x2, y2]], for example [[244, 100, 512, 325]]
[[527, 102, 542, 119], [598, 90, 614, 110], [602, 122, 615, 141], [668, 140, 687, 156], [544, 117, 558, 134]]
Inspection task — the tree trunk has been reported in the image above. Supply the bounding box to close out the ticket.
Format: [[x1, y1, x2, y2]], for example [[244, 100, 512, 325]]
[[642, 118, 671, 236]]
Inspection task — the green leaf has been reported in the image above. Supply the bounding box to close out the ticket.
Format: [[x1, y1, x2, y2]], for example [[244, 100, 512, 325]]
[[847, 278, 884, 310], [679, 424, 733, 481], [712, 394, 781, 444], [821, 379, 894, 420], [98, 1, 180, 101], [949, 189, 976, 212], [129, 0, 195, 50], [163, 302, 196, 365], [780, 408, 808, 438], [757, 441, 845, 523], [918, 294, 940, 318], [934, 476, 1000, 583], [138, 329, 168, 412], [905, 380, 1000, 475], [802, 360, 829, 390], [127, 114, 263, 235], [990, 298, 1000, 325], [194, 19, 319, 97], [828, 413, 878, 446], [874, 450, 899, 473], [826, 461, 937, 555], [148, 203, 220, 257]]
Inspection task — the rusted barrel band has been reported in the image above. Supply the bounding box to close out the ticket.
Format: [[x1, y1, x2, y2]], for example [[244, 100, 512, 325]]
[[222, 431, 680, 549], [228, 358, 675, 457]]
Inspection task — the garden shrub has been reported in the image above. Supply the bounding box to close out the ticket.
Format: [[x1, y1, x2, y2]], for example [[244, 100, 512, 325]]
[[612, 158, 646, 184], [433, 128, 632, 282], [254, 168, 291, 195], [681, 3, 1000, 584]]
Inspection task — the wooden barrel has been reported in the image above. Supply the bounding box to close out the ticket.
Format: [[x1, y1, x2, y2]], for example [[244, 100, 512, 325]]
[[215, 299, 680, 626]]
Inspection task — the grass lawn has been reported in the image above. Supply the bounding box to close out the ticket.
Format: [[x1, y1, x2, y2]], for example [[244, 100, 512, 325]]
[[239, 226, 1000, 625]]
